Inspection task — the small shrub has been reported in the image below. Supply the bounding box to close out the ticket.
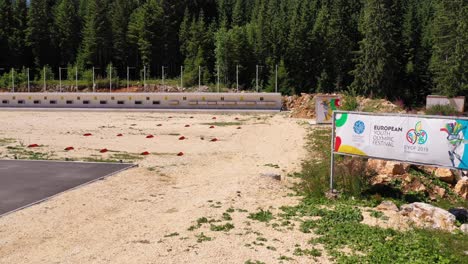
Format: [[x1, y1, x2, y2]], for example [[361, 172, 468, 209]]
[[195, 232, 212, 243], [164, 232, 179, 237], [210, 223, 234, 232], [248, 209, 274, 222], [222, 212, 232, 221], [425, 104, 458, 116], [341, 90, 359, 111]]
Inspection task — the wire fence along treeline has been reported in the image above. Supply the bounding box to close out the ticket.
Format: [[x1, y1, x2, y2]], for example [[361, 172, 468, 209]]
[[0, 63, 281, 93], [0, 0, 466, 102]]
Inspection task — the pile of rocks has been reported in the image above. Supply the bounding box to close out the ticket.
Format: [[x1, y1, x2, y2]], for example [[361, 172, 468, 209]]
[[375, 201, 467, 233], [283, 93, 316, 119], [367, 159, 468, 200]]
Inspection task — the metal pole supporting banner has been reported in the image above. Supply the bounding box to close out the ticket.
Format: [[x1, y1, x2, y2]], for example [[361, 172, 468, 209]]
[[162, 66, 165, 88], [92, 66, 95, 93], [236, 65, 239, 92], [75, 66, 78, 92], [127, 67, 129, 92], [275, 64, 278, 93], [109, 65, 112, 93], [59, 67, 62, 92], [330, 111, 336, 191], [198, 66, 201, 90], [27, 68, 30, 93], [43, 66, 46, 92], [180, 66, 183, 88], [11, 68, 14, 93], [256, 65, 258, 92], [217, 65, 220, 93], [143, 65, 146, 91]]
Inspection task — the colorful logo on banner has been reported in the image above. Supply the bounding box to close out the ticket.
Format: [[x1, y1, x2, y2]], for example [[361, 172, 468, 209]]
[[353, 121, 365, 134], [321, 99, 341, 121], [441, 122, 468, 168], [333, 113, 367, 155], [406, 121, 428, 145]]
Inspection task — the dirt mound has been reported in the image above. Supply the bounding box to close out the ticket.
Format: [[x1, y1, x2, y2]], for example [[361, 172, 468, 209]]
[[284, 93, 403, 119], [283, 93, 316, 119]]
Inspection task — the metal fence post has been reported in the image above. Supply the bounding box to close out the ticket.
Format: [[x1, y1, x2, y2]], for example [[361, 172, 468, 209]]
[[330, 111, 336, 191]]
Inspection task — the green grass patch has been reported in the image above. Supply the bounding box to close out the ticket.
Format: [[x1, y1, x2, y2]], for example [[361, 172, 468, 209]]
[[264, 163, 280, 168], [0, 138, 15, 146], [202, 122, 242, 127], [164, 232, 179, 237], [425, 104, 459, 116], [248, 209, 274, 222], [210, 223, 235, 232], [195, 233, 212, 243]]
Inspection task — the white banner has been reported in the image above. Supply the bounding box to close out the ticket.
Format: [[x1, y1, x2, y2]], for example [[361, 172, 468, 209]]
[[315, 95, 341, 124], [334, 112, 468, 170]]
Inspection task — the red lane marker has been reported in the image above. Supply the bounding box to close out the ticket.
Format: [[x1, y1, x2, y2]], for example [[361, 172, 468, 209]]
[[141, 151, 150, 156], [210, 138, 218, 142], [28, 144, 39, 148], [100, 148, 108, 153], [209, 126, 215, 129], [185, 125, 190, 127], [117, 133, 123, 137], [177, 152, 184, 156], [64, 147, 74, 151], [212, 117, 217, 120], [179, 136, 186, 141], [146, 135, 154, 139], [83, 133, 92, 136], [237, 127, 242, 130]]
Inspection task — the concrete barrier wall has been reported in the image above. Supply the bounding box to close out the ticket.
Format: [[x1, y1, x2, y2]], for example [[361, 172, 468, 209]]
[[0, 92, 282, 110], [427, 95, 465, 112]]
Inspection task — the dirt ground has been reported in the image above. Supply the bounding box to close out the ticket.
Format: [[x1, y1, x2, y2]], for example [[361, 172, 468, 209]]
[[0, 111, 328, 263]]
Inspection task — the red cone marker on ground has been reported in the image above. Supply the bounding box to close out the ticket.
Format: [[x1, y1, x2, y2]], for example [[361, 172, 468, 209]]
[[177, 152, 184, 156], [117, 133, 123, 137], [209, 126, 215, 129], [28, 144, 39, 148], [179, 136, 186, 140], [210, 138, 218, 142], [146, 135, 154, 139], [185, 125, 190, 127], [100, 148, 108, 153], [141, 151, 150, 156], [64, 147, 74, 151], [83, 133, 92, 136]]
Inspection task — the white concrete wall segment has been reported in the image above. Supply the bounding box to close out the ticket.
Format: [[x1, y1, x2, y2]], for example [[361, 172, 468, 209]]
[[426, 95, 465, 112], [0, 92, 282, 110]]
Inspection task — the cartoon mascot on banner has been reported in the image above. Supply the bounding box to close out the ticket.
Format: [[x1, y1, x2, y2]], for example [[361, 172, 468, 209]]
[[322, 98, 341, 122], [440, 122, 468, 168]]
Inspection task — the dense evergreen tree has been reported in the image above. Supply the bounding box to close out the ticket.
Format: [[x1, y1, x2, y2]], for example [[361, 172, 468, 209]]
[[0, 0, 466, 99], [27, 0, 57, 67], [0, 0, 13, 67], [351, 0, 403, 98], [430, 0, 467, 96], [77, 0, 112, 69], [127, 0, 164, 72], [54, 0, 80, 65], [110, 0, 136, 70]]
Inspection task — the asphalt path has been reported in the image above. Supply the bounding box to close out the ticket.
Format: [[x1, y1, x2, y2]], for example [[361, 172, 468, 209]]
[[0, 160, 135, 217]]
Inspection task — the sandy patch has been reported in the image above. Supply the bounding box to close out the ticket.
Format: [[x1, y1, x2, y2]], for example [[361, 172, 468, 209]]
[[0, 111, 328, 263]]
